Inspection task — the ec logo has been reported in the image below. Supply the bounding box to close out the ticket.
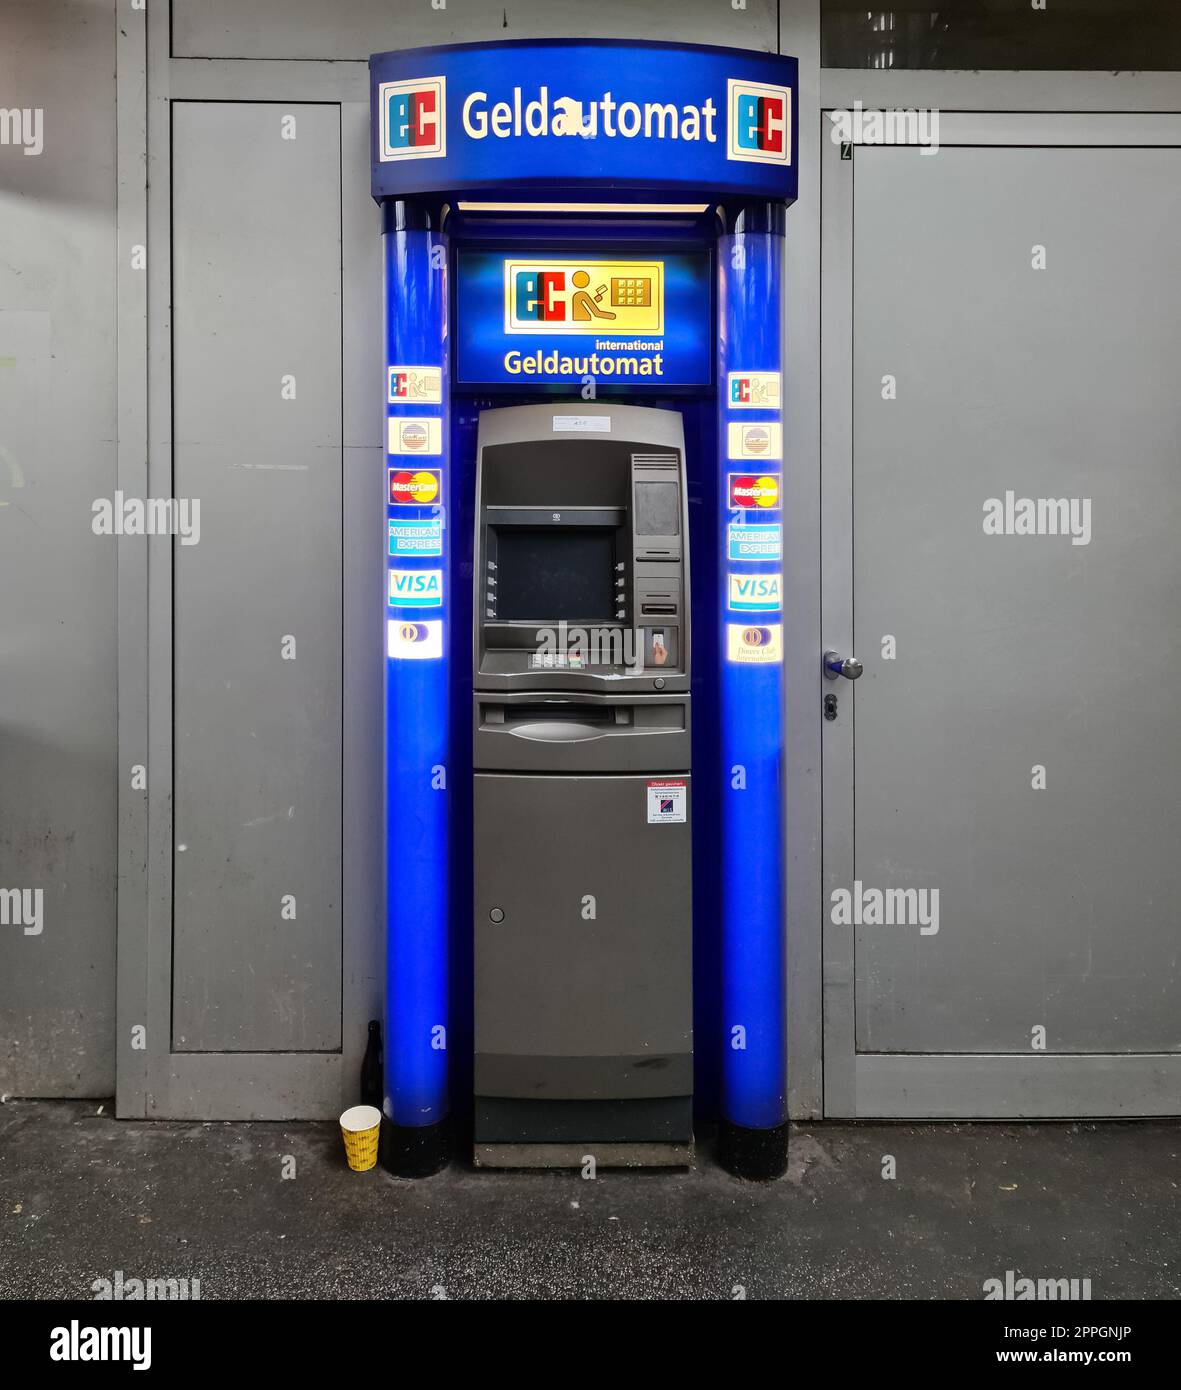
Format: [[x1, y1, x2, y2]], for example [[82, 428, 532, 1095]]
[[388, 365, 443, 404], [727, 79, 791, 166], [728, 371, 782, 410], [379, 77, 446, 161], [504, 260, 664, 336]]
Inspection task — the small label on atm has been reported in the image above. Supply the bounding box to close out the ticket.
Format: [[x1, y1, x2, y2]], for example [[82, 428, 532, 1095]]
[[647, 779, 687, 825], [389, 518, 443, 557], [728, 522, 781, 560], [552, 415, 611, 433]]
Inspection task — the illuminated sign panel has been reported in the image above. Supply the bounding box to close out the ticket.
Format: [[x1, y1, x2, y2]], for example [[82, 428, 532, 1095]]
[[458, 250, 710, 387], [370, 42, 798, 202], [505, 260, 664, 336]]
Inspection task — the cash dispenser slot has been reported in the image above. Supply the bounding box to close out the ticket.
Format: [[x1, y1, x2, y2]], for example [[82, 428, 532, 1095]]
[[475, 694, 688, 771]]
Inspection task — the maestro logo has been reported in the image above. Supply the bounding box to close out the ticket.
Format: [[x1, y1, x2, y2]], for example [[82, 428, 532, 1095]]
[[727, 78, 791, 166], [379, 76, 446, 161]]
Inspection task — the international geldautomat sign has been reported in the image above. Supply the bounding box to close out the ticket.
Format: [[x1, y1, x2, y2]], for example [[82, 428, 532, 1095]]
[[369, 39, 798, 203]]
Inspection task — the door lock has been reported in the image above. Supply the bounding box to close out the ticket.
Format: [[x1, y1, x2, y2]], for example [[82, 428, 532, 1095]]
[[823, 649, 863, 680], [824, 693, 839, 721]]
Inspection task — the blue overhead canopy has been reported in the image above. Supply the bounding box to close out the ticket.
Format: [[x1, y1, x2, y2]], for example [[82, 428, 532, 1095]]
[[370, 39, 798, 206]]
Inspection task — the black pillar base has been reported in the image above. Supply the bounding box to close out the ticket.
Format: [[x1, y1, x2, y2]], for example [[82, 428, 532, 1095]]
[[379, 1116, 451, 1178], [718, 1119, 789, 1181]]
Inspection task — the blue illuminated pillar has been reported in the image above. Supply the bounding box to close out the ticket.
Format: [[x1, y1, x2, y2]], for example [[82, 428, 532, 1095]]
[[380, 200, 451, 1176], [717, 203, 789, 1180]]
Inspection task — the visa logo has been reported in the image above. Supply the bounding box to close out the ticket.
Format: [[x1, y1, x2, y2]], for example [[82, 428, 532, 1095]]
[[727, 571, 782, 612], [388, 567, 443, 608]]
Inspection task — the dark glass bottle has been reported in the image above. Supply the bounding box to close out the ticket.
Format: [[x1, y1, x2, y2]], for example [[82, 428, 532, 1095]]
[[361, 1019, 383, 1110]]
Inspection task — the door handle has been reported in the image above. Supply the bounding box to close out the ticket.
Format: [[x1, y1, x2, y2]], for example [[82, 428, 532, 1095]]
[[823, 649, 863, 680]]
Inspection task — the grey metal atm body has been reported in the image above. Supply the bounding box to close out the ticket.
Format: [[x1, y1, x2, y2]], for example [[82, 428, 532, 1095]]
[[472, 403, 693, 1168]]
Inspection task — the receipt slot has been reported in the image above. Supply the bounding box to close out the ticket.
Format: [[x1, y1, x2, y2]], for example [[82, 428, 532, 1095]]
[[472, 405, 693, 1167]]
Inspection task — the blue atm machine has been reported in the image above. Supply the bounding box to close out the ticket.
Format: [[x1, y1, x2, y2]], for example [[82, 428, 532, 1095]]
[[372, 39, 797, 1179]]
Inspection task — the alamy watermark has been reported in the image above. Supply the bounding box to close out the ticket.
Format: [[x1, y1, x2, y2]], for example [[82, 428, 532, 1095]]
[[534, 620, 651, 674], [830, 881, 939, 935], [985, 1270, 1092, 1301], [50, 1322, 151, 1371], [92, 493, 201, 546], [829, 101, 939, 156], [983, 492, 1091, 546], [0, 107, 44, 156], [91, 1269, 201, 1301], [0, 887, 42, 936]]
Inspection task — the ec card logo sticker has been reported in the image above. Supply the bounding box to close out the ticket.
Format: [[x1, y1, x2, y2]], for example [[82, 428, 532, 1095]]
[[388, 366, 443, 404], [388, 417, 442, 455], [647, 779, 687, 824], [728, 371, 781, 409], [728, 572, 782, 612], [389, 518, 443, 557], [387, 619, 443, 660], [727, 623, 783, 664], [388, 568, 443, 609]]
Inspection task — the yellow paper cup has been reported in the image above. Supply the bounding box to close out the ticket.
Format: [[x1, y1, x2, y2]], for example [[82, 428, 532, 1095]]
[[339, 1105, 382, 1172]]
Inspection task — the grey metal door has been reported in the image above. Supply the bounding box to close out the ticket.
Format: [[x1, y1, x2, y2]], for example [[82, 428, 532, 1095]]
[[822, 116, 1181, 1117], [118, 94, 355, 1119], [170, 102, 343, 1057]]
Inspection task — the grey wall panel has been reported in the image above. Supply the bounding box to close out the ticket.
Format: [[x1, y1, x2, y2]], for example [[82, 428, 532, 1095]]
[[170, 103, 343, 1052], [172, 0, 777, 60], [851, 146, 1181, 1055], [0, 0, 118, 1097]]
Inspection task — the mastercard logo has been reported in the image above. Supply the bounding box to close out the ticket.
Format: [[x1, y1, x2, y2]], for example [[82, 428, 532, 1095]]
[[729, 474, 780, 510], [389, 469, 441, 506]]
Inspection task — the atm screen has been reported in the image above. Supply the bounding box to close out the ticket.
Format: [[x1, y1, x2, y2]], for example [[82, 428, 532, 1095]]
[[495, 527, 616, 623]]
